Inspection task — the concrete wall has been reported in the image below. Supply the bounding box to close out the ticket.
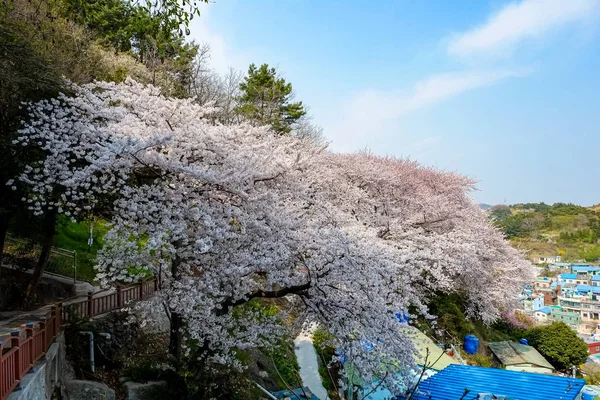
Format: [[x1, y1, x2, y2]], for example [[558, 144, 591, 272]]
[[7, 332, 68, 400]]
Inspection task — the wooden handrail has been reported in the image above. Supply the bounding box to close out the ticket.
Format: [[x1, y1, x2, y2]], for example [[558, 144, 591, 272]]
[[0, 279, 156, 400]]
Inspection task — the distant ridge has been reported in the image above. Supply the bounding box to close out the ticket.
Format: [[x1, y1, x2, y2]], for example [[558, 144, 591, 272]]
[[479, 203, 493, 210]]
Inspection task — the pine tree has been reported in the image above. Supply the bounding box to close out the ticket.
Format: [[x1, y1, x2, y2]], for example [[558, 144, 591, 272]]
[[236, 63, 306, 134]]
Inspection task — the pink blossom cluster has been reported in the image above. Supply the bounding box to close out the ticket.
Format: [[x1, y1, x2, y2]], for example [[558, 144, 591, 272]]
[[13, 79, 536, 391]]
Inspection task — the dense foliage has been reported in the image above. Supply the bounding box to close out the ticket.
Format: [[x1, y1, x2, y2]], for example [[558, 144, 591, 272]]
[[525, 322, 589, 371], [489, 202, 600, 261]]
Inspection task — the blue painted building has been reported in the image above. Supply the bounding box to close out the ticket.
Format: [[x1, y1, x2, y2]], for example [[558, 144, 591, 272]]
[[572, 266, 600, 276], [408, 364, 585, 400]]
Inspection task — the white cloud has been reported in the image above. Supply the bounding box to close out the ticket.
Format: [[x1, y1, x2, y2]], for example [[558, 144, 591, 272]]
[[188, 8, 254, 74], [448, 0, 599, 58], [325, 68, 528, 152]]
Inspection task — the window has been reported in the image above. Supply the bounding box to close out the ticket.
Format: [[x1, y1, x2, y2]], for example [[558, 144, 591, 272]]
[[584, 313, 589, 318], [596, 346, 599, 351]]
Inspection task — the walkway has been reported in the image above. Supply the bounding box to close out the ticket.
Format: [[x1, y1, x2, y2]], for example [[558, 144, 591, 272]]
[[0, 265, 102, 337], [294, 323, 329, 400]]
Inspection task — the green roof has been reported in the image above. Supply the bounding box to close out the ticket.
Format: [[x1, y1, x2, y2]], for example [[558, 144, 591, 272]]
[[488, 341, 554, 371], [404, 328, 458, 371]]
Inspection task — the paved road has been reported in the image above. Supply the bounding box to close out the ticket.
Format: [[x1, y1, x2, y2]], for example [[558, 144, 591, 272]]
[[294, 324, 329, 400], [0, 266, 102, 338]]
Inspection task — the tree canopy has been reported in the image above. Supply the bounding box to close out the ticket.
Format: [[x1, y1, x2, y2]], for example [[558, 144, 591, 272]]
[[526, 322, 589, 371], [236, 63, 306, 134], [13, 79, 535, 394]]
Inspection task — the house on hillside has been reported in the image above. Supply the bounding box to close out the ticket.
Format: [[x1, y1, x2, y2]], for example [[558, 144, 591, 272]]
[[550, 305, 580, 328], [572, 266, 600, 276], [409, 364, 584, 400], [579, 334, 600, 355], [522, 293, 545, 312], [549, 262, 572, 272], [536, 255, 561, 264], [591, 276, 600, 287], [559, 273, 577, 286], [533, 307, 551, 324], [488, 341, 555, 374]]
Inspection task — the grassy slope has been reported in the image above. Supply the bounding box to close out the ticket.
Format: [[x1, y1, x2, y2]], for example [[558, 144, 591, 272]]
[[493, 203, 600, 262], [52, 216, 109, 282]]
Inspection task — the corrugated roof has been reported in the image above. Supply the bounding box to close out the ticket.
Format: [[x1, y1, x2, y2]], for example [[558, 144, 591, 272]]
[[561, 273, 577, 279], [272, 387, 320, 399], [488, 341, 554, 370], [572, 266, 600, 272], [591, 275, 600, 281], [538, 307, 551, 314], [411, 364, 585, 400], [576, 285, 600, 294]]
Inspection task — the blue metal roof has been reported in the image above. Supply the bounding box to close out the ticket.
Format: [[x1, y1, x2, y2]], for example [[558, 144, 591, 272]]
[[410, 365, 584, 400], [272, 388, 320, 399], [591, 276, 600, 281], [576, 285, 600, 294], [572, 266, 600, 272], [538, 306, 551, 314], [561, 273, 577, 279]]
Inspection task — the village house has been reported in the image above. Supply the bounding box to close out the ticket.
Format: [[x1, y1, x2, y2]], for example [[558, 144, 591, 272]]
[[550, 305, 581, 328], [535, 255, 562, 264], [522, 293, 545, 312], [533, 306, 552, 324], [488, 341, 555, 374], [571, 265, 600, 276], [579, 334, 600, 356]]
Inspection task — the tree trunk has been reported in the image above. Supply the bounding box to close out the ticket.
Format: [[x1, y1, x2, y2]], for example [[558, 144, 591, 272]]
[[25, 208, 57, 301], [0, 213, 10, 279], [168, 243, 183, 359], [169, 311, 183, 360]]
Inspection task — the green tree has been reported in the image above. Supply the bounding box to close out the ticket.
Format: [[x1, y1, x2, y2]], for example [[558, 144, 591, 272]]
[[236, 63, 306, 134], [525, 322, 588, 371]]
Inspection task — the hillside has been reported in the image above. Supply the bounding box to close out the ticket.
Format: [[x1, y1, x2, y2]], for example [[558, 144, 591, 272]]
[[488, 202, 600, 262]]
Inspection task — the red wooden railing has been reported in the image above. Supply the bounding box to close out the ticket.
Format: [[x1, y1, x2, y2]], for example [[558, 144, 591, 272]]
[[0, 279, 157, 400]]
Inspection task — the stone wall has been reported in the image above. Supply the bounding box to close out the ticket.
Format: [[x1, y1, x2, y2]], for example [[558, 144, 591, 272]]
[[7, 332, 70, 400]]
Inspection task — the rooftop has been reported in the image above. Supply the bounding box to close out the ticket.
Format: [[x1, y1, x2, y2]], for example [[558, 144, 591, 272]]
[[576, 285, 600, 294], [271, 387, 319, 400], [561, 273, 577, 280], [538, 307, 551, 314], [578, 334, 600, 345], [592, 276, 600, 281], [552, 262, 572, 267], [572, 266, 600, 272], [405, 328, 458, 371], [487, 341, 554, 370], [411, 364, 585, 400]]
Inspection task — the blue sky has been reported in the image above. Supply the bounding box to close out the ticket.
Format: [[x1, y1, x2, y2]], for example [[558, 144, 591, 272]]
[[189, 0, 600, 206]]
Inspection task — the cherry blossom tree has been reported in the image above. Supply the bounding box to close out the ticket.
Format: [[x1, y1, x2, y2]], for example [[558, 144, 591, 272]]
[[13, 79, 535, 393]]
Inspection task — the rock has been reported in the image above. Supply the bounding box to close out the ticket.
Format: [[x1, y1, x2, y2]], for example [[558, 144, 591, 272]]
[[64, 380, 116, 400], [124, 381, 168, 400]]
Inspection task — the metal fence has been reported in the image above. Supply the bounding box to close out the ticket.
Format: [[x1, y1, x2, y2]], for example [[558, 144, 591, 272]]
[[2, 234, 77, 283]]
